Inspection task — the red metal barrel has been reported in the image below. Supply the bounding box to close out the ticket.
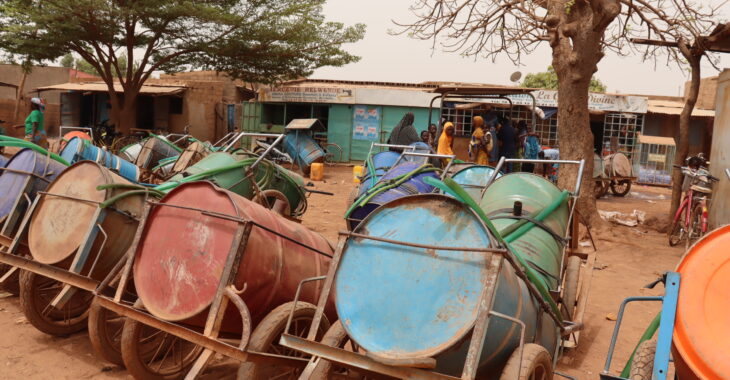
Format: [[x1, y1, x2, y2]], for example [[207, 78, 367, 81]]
[[133, 181, 333, 328]]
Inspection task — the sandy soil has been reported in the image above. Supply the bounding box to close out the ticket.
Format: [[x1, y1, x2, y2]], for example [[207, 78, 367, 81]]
[[0, 164, 685, 379]]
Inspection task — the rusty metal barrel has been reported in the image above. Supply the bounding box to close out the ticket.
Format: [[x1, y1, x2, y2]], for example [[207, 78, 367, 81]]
[[27, 161, 145, 279], [133, 181, 332, 327]]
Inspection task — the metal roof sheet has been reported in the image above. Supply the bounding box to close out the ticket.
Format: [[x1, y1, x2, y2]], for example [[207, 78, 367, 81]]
[[36, 82, 186, 96]]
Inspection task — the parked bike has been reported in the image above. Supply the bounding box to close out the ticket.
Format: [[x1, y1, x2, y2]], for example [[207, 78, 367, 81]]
[[668, 158, 719, 249]]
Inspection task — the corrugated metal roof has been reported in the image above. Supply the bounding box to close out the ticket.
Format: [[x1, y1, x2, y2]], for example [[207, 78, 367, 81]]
[[284, 78, 436, 90], [639, 135, 676, 146], [433, 84, 539, 96], [647, 99, 715, 117], [35, 82, 186, 96]]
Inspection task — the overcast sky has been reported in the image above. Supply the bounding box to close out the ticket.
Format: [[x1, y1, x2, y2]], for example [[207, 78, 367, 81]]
[[312, 0, 729, 96]]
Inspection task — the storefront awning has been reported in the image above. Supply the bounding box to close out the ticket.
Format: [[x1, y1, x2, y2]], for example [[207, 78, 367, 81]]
[[35, 82, 187, 96], [647, 99, 715, 117], [639, 135, 676, 146]]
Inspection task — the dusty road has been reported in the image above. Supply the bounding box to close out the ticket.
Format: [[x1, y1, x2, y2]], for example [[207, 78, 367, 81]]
[[0, 165, 684, 379]]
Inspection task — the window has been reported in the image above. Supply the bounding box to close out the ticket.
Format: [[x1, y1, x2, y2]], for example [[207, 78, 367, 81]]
[[170, 97, 183, 114], [262, 103, 286, 126], [441, 106, 474, 136], [603, 113, 644, 160]]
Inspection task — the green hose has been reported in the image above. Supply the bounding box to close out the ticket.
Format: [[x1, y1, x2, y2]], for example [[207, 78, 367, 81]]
[[501, 191, 570, 242], [0, 136, 70, 166], [97, 183, 165, 197], [99, 190, 160, 208], [620, 313, 661, 377], [424, 177, 564, 319], [154, 158, 276, 194]]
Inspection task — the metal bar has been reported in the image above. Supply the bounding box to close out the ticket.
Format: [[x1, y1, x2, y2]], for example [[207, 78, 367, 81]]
[[371, 143, 417, 151], [95, 296, 309, 368], [568, 252, 596, 346], [0, 251, 98, 291], [601, 296, 663, 374], [653, 273, 680, 380], [400, 151, 456, 160], [489, 311, 526, 380], [481, 156, 507, 198], [0, 167, 54, 182], [185, 349, 215, 380], [113, 203, 151, 302], [37, 191, 105, 205], [250, 134, 285, 170], [284, 276, 326, 336], [1, 186, 32, 238], [0, 266, 18, 286], [462, 254, 502, 380], [3, 194, 41, 255], [305, 236, 347, 342], [339, 231, 506, 253], [280, 334, 459, 380]]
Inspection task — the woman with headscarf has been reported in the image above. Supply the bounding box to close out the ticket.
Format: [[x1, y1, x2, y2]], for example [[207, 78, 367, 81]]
[[18, 98, 47, 148], [437, 122, 455, 164], [469, 116, 490, 165], [387, 112, 420, 151]]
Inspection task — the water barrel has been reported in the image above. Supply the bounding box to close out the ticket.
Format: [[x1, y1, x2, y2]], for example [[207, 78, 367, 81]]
[[283, 132, 325, 171], [348, 161, 438, 230], [0, 149, 67, 231], [119, 139, 145, 163], [451, 165, 500, 201], [133, 181, 332, 327], [336, 194, 558, 377], [672, 225, 730, 379], [480, 173, 568, 291], [59, 131, 92, 152], [358, 151, 401, 197], [60, 137, 140, 183], [135, 135, 181, 170], [603, 153, 632, 177], [27, 161, 145, 279], [170, 141, 208, 175]]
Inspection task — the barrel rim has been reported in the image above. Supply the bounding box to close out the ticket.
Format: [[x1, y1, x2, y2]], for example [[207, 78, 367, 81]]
[[134, 181, 242, 322], [672, 224, 730, 379], [337, 193, 496, 360]]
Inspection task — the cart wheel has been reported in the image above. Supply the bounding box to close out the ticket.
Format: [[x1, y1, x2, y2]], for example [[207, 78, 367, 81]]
[[610, 179, 632, 197], [499, 343, 553, 380], [562, 256, 581, 321], [121, 317, 204, 380], [18, 270, 92, 336], [629, 339, 656, 380], [310, 320, 381, 380], [237, 301, 330, 380], [593, 180, 607, 199], [256, 189, 292, 217], [668, 207, 687, 247], [0, 264, 19, 296], [88, 300, 126, 366]]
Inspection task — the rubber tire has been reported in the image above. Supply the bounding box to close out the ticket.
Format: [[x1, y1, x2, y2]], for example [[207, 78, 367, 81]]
[[0, 264, 20, 296], [18, 270, 91, 336], [121, 317, 203, 380], [610, 179, 632, 197], [686, 203, 704, 251], [309, 320, 349, 380], [499, 343, 553, 380], [562, 256, 581, 321], [668, 206, 687, 247], [237, 301, 330, 380], [256, 189, 292, 217], [629, 340, 656, 380], [594, 180, 608, 199], [88, 300, 125, 366]]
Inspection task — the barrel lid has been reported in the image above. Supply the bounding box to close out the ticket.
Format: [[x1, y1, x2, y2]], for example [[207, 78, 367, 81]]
[[0, 149, 39, 219], [673, 225, 730, 378], [134, 182, 240, 321], [451, 165, 500, 200], [28, 161, 111, 264], [335, 194, 494, 360]]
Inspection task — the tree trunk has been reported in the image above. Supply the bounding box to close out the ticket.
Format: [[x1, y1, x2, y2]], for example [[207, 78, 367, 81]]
[[669, 56, 701, 219], [107, 90, 138, 135], [13, 70, 28, 124]]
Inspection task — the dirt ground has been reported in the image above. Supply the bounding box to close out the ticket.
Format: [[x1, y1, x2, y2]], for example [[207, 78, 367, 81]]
[[0, 164, 684, 379]]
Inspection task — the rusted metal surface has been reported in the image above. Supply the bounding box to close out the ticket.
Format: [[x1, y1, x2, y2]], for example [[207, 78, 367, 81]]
[[0, 251, 98, 291], [133, 181, 333, 327]]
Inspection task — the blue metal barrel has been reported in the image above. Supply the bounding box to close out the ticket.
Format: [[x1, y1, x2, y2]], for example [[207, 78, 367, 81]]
[[60, 137, 140, 183], [358, 151, 401, 197], [0, 149, 67, 232], [283, 132, 325, 171], [336, 194, 559, 378], [348, 161, 438, 230], [451, 165, 501, 201]]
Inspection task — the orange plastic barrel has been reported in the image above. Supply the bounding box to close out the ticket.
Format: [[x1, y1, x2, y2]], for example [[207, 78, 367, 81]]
[[133, 181, 333, 328], [59, 131, 92, 151], [672, 225, 730, 379]]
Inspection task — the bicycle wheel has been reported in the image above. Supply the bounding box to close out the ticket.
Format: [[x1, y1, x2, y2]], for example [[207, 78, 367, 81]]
[[668, 204, 688, 247], [686, 203, 704, 250]]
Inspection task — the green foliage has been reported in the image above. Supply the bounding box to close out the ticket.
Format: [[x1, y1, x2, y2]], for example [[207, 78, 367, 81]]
[[74, 58, 98, 76], [0, 0, 365, 85], [60, 53, 74, 68], [522, 66, 607, 93]]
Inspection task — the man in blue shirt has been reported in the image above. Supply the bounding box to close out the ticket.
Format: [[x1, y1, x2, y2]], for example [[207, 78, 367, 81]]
[[497, 117, 518, 173]]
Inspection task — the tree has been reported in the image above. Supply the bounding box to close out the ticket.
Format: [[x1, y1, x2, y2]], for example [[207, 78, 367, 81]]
[[621, 6, 728, 220], [60, 53, 73, 68], [74, 58, 98, 76], [522, 66, 607, 93], [0, 0, 365, 134], [398, 0, 724, 226]]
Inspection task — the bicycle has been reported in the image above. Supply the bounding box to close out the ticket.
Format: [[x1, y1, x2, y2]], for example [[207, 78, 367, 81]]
[[668, 163, 719, 249]]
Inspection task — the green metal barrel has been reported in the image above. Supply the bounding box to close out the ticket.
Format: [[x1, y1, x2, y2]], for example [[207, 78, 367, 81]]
[[480, 173, 569, 290]]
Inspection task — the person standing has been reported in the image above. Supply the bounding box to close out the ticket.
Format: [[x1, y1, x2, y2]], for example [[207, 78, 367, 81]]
[[497, 116, 518, 172], [486, 120, 500, 167], [522, 126, 541, 173], [387, 112, 420, 151], [22, 98, 47, 148], [426, 123, 438, 150], [437, 122, 455, 163], [469, 116, 490, 165]]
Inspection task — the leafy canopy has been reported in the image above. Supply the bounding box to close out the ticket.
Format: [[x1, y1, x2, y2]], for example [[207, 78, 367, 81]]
[[522, 67, 607, 93], [0, 0, 365, 87]]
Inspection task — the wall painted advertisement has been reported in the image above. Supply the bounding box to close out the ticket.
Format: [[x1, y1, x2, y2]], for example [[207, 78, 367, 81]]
[[353, 105, 381, 141]]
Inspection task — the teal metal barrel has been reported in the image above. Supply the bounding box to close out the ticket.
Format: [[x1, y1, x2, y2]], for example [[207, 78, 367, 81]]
[[450, 165, 501, 201], [335, 194, 559, 378], [480, 173, 569, 291], [59, 137, 140, 182]]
